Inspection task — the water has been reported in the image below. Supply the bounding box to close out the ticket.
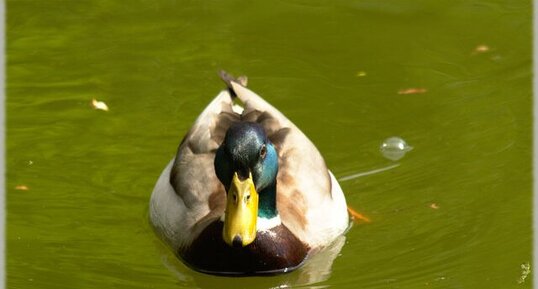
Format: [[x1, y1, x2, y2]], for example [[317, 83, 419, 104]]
[[7, 0, 532, 288]]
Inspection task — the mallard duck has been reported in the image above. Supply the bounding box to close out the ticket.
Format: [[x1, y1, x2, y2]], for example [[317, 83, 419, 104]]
[[150, 71, 349, 275]]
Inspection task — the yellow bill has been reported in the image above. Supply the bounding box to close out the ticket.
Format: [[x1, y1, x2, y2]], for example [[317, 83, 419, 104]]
[[222, 172, 259, 247]]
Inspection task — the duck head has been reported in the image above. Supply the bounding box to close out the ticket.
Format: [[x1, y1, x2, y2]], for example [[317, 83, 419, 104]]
[[214, 122, 279, 248]]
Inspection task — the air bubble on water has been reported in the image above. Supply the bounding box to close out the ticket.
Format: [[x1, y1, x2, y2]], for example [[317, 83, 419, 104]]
[[380, 137, 413, 161]]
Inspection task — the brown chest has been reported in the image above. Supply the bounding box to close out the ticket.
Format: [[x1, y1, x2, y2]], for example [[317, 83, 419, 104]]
[[181, 221, 310, 275]]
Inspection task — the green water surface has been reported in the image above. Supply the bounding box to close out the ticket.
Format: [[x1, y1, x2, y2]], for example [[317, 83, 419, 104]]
[[7, 0, 532, 288]]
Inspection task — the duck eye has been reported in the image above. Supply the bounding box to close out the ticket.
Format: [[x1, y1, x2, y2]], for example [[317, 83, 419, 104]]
[[260, 144, 267, 159]]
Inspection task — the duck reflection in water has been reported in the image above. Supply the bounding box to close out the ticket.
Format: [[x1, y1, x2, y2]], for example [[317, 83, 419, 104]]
[[154, 234, 347, 288]]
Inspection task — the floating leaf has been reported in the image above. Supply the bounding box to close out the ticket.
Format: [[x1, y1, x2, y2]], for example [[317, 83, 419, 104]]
[[91, 99, 109, 111], [398, 88, 427, 95], [474, 44, 490, 53]]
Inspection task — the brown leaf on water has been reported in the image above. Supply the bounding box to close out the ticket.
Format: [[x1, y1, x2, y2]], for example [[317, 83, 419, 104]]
[[15, 185, 29, 191], [398, 88, 427, 95], [473, 44, 490, 54]]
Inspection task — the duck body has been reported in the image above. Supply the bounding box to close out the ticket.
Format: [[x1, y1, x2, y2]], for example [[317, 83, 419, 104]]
[[183, 220, 308, 274], [150, 72, 349, 275]]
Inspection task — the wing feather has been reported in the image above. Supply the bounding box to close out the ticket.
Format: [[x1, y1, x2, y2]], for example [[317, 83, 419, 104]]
[[229, 81, 347, 247], [151, 90, 238, 249]]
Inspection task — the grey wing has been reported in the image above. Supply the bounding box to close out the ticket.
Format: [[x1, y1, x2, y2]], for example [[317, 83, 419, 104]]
[[170, 89, 239, 201], [229, 81, 347, 247], [150, 90, 240, 249]]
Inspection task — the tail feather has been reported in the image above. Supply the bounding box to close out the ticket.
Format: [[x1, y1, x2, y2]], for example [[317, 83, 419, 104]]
[[218, 70, 248, 98]]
